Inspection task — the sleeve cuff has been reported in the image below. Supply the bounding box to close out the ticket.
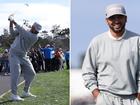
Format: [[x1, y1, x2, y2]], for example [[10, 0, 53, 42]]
[[89, 85, 98, 93]]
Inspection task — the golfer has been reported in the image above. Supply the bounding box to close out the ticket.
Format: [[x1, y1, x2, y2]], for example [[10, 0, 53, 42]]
[[82, 4, 140, 105], [8, 16, 42, 101]]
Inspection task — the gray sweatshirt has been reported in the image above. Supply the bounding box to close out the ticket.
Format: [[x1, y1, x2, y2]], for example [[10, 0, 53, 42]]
[[9, 24, 38, 56], [82, 30, 140, 95]]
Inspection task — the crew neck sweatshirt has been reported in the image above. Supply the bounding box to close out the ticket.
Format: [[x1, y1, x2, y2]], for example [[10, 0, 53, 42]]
[[82, 30, 140, 95]]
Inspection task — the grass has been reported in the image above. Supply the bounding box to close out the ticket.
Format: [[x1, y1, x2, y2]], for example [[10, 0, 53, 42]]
[[0, 70, 69, 105]]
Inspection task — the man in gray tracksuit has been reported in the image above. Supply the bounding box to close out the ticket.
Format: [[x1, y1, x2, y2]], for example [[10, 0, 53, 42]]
[[9, 18, 42, 101], [82, 4, 140, 105]]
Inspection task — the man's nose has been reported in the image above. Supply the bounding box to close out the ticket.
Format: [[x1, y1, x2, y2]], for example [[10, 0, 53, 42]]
[[113, 16, 120, 23]]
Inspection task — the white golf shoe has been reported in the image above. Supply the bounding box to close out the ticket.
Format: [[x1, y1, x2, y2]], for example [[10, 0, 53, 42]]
[[22, 91, 36, 98], [11, 94, 24, 101]]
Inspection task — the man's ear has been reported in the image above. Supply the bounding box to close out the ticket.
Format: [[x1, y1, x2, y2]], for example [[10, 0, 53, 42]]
[[105, 18, 108, 24], [125, 16, 127, 23]]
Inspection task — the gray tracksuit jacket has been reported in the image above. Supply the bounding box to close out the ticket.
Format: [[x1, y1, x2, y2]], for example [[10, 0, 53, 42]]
[[82, 30, 140, 95], [9, 24, 38, 56]]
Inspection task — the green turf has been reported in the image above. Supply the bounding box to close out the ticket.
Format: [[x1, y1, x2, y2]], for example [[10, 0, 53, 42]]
[[0, 70, 69, 105]]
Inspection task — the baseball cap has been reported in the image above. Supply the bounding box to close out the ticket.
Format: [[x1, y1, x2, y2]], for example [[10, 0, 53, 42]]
[[105, 4, 126, 18], [32, 22, 42, 32]]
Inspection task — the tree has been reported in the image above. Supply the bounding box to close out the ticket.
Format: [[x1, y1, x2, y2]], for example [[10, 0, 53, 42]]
[[3, 28, 9, 36], [58, 28, 70, 38], [23, 19, 31, 28], [40, 30, 49, 39], [0, 24, 70, 52], [50, 24, 61, 37]]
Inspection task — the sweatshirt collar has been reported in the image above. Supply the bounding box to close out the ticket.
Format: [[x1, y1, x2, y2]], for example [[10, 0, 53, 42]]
[[108, 30, 126, 41]]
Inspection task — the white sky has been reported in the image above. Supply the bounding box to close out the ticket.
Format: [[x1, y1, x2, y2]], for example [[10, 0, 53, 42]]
[[0, 2, 70, 34]]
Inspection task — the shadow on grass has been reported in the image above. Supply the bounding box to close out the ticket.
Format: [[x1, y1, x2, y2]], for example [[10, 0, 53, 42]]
[[0, 100, 14, 104]]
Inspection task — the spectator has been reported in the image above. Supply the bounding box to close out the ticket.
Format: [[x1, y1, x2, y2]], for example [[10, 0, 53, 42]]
[[40, 44, 55, 72], [29, 48, 39, 73], [0, 54, 4, 73], [54, 48, 65, 71], [65, 50, 70, 69], [36, 48, 45, 71], [2, 49, 10, 76]]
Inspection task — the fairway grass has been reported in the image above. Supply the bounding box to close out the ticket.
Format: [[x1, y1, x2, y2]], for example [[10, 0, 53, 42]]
[[0, 70, 69, 105]]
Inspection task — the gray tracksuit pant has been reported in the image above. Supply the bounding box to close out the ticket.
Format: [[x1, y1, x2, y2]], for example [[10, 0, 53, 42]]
[[9, 51, 36, 95], [96, 91, 140, 105]]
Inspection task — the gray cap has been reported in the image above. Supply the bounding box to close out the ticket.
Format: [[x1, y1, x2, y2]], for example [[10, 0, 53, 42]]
[[105, 4, 126, 18], [33, 22, 42, 32]]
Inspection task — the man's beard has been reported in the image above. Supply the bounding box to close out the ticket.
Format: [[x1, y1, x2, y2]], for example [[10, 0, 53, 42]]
[[109, 23, 126, 34]]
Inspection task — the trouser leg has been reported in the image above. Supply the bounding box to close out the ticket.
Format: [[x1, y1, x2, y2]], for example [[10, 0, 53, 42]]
[[59, 58, 64, 70], [9, 55, 21, 95], [22, 58, 36, 93], [45, 59, 49, 71], [66, 60, 69, 69]]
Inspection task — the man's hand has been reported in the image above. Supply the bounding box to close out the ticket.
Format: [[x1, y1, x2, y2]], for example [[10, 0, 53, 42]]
[[8, 14, 14, 21], [9, 20, 17, 27], [137, 93, 140, 101], [92, 88, 100, 100]]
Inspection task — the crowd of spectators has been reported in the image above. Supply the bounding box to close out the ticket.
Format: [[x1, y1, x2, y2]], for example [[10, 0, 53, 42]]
[[29, 44, 70, 72], [0, 44, 70, 75]]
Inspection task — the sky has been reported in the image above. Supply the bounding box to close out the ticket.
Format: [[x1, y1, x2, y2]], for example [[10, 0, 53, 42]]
[[0, 0, 70, 35], [71, 0, 140, 68]]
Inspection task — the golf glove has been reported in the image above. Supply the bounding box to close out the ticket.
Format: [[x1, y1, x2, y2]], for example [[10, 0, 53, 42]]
[[8, 14, 14, 21]]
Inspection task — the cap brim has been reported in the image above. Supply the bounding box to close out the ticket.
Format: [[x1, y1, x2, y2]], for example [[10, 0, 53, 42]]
[[106, 13, 126, 18]]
